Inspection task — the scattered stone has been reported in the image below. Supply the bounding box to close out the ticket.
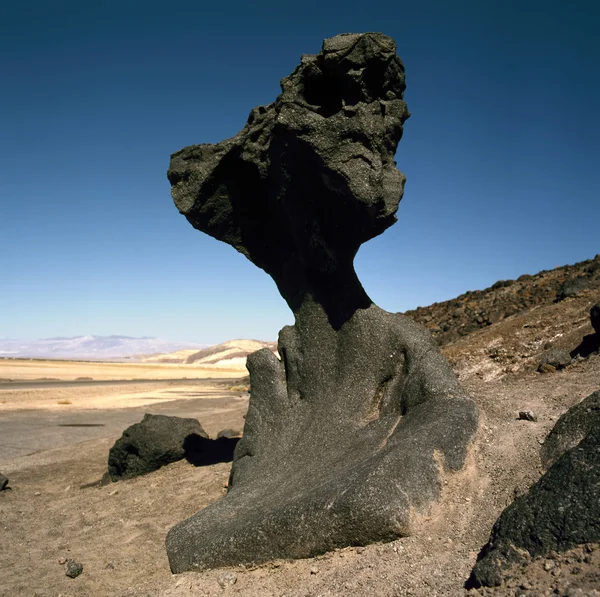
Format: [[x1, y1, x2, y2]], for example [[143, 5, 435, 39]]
[[107, 414, 208, 481], [467, 390, 600, 588], [538, 348, 571, 372], [310, 567, 319, 575], [540, 390, 600, 469], [518, 410, 537, 422], [57, 557, 67, 565], [556, 277, 591, 301], [591, 303, 600, 334], [65, 559, 83, 578], [0, 473, 8, 490], [166, 32, 478, 573], [216, 571, 237, 588]]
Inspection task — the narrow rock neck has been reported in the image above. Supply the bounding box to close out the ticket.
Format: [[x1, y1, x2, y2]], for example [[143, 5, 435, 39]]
[[288, 265, 373, 332]]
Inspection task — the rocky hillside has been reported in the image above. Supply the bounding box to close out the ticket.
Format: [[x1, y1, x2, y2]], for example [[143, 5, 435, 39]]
[[406, 255, 600, 346]]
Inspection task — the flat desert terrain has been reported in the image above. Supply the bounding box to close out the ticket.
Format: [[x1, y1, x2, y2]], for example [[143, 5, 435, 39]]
[[0, 358, 248, 382]]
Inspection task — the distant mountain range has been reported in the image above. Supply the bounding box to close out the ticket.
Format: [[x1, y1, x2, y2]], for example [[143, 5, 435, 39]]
[[0, 335, 206, 361]]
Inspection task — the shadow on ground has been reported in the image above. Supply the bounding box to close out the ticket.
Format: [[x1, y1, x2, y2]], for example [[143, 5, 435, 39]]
[[182, 434, 239, 466]]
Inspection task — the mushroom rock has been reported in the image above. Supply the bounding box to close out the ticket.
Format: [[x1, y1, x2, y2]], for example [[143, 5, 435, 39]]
[[166, 32, 479, 572]]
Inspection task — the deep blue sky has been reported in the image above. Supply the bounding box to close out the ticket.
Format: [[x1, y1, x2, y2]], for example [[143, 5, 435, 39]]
[[1, 0, 598, 344]]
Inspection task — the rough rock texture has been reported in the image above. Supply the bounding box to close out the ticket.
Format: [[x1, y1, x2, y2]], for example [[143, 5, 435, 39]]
[[538, 347, 571, 372], [467, 390, 600, 588], [556, 277, 591, 301], [65, 559, 84, 579], [591, 303, 600, 334], [540, 390, 600, 469], [406, 254, 600, 346], [108, 414, 208, 481], [166, 32, 478, 572]]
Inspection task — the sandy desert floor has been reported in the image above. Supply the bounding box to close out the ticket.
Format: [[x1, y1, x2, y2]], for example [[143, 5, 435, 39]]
[[0, 358, 248, 382], [1, 326, 600, 596]]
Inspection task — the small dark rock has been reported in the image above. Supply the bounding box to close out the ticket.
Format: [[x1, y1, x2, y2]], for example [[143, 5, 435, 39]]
[[556, 278, 591, 301], [0, 473, 8, 490], [591, 303, 600, 334], [518, 411, 537, 422], [108, 414, 209, 481], [538, 348, 571, 372], [65, 559, 84, 578]]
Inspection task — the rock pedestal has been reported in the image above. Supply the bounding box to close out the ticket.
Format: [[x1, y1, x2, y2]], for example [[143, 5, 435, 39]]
[[166, 32, 479, 572]]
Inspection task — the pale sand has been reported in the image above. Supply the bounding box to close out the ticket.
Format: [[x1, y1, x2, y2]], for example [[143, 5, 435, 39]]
[[0, 358, 248, 381], [0, 381, 247, 411]]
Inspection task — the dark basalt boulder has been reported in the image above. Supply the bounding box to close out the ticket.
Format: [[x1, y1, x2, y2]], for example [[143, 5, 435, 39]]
[[591, 303, 600, 334], [540, 390, 600, 469], [467, 390, 600, 588], [570, 303, 600, 359], [108, 414, 209, 481], [556, 277, 591, 301], [166, 32, 479, 572]]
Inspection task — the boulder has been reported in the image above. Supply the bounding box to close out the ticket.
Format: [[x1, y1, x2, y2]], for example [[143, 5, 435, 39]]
[[556, 277, 591, 301], [467, 390, 600, 588], [540, 390, 600, 469], [591, 303, 600, 334], [537, 347, 571, 372], [107, 414, 208, 480], [166, 32, 478, 572]]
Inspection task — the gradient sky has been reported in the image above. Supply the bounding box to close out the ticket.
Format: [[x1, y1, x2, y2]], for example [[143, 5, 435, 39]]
[[1, 0, 598, 344]]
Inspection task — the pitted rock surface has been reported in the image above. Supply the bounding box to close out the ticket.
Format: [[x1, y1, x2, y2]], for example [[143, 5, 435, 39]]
[[108, 414, 208, 481], [591, 303, 600, 334], [467, 390, 600, 588], [166, 32, 478, 572], [540, 389, 600, 469]]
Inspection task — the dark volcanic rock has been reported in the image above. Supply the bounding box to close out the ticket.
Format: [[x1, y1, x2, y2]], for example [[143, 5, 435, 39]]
[[571, 308, 600, 358], [405, 254, 600, 346], [537, 347, 571, 372], [540, 390, 600, 469], [166, 32, 478, 572], [467, 391, 600, 588], [591, 303, 600, 334], [556, 277, 591, 301], [108, 414, 208, 480], [0, 473, 8, 490], [518, 410, 537, 422], [65, 559, 84, 578]]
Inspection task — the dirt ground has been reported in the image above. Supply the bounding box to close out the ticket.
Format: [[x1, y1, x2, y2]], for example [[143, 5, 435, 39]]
[[1, 295, 599, 597]]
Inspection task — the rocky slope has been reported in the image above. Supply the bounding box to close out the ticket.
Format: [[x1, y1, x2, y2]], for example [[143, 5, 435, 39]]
[[406, 254, 600, 346]]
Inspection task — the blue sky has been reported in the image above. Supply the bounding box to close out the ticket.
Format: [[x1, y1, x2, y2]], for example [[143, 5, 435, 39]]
[[1, 0, 598, 344]]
